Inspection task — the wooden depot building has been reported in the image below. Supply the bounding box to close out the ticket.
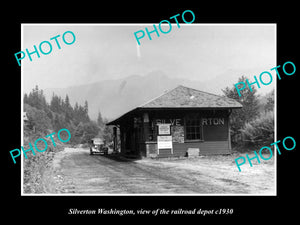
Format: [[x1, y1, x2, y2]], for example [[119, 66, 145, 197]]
[[107, 85, 242, 158]]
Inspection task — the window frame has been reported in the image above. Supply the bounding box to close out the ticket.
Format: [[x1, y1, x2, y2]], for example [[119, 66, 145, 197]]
[[184, 114, 203, 142]]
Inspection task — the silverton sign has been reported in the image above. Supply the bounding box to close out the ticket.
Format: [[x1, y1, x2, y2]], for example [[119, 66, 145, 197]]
[[155, 119, 181, 126], [154, 118, 225, 126], [202, 118, 225, 126]]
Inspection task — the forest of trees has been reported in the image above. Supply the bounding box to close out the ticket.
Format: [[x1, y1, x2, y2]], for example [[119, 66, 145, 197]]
[[23, 85, 115, 193], [222, 76, 274, 148], [24, 85, 111, 145]]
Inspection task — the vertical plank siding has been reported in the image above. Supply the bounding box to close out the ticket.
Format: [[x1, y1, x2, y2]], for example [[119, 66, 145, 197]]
[[144, 140, 230, 158], [119, 109, 233, 158]]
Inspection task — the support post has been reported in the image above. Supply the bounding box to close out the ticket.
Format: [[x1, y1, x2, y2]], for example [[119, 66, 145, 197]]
[[113, 126, 117, 153], [228, 110, 232, 151], [143, 113, 150, 157]]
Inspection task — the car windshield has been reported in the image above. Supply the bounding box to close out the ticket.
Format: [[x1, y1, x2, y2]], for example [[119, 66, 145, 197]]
[[93, 139, 104, 145]]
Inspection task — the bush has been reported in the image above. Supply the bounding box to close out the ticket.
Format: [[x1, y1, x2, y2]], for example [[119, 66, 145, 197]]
[[240, 110, 274, 147], [23, 129, 65, 193], [24, 103, 52, 134], [73, 121, 100, 144]]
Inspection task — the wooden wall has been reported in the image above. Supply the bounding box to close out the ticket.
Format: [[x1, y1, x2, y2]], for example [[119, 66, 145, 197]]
[[145, 141, 230, 158], [119, 109, 231, 157]]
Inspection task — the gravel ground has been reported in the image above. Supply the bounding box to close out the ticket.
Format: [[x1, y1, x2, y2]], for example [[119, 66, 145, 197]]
[[42, 147, 275, 195]]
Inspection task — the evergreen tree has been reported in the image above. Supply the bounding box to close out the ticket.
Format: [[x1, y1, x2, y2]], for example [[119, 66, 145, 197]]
[[222, 76, 260, 142], [60, 97, 65, 112], [64, 95, 73, 123], [25, 85, 47, 110], [50, 94, 60, 113], [53, 114, 63, 131], [64, 95, 71, 110], [65, 111, 72, 123], [24, 86, 96, 145], [78, 105, 85, 121], [73, 121, 99, 144], [84, 100, 88, 114], [74, 102, 79, 112], [264, 90, 274, 112], [102, 118, 113, 143], [81, 121, 100, 143], [97, 111, 104, 127], [24, 93, 28, 104], [74, 122, 85, 142], [83, 100, 90, 122], [72, 102, 80, 126]]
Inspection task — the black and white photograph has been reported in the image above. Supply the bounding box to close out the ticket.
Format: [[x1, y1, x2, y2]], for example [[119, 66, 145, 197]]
[[21, 24, 276, 196], [4, 3, 300, 220]]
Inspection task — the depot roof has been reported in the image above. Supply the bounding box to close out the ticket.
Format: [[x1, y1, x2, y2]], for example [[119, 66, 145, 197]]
[[107, 85, 242, 125]]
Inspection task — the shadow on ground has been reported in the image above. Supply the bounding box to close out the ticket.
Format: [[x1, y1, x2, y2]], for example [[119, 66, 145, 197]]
[[97, 153, 142, 163]]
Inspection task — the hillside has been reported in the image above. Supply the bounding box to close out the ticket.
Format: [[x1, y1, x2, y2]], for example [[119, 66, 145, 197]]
[[44, 71, 206, 120], [43, 70, 274, 121]]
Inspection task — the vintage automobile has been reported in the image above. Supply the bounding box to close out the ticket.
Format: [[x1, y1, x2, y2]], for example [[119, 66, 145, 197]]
[[89, 138, 108, 155]]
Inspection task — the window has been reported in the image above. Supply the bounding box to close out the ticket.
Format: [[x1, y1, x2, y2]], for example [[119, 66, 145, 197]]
[[185, 115, 202, 140]]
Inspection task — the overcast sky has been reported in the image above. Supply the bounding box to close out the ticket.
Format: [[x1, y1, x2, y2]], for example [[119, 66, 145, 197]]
[[22, 24, 276, 94]]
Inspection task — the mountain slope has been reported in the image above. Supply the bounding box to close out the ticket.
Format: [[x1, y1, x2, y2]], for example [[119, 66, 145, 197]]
[[44, 71, 208, 120]]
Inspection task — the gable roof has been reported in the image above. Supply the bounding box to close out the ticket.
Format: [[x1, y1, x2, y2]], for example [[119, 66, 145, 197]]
[[140, 85, 242, 108], [107, 85, 242, 125]]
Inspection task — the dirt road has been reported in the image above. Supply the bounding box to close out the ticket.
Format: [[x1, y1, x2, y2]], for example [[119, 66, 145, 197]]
[[47, 148, 275, 195]]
